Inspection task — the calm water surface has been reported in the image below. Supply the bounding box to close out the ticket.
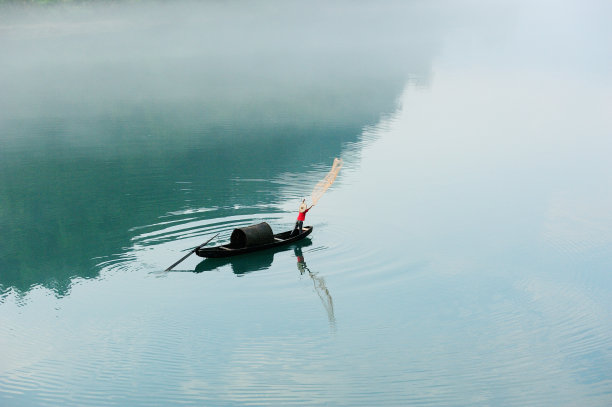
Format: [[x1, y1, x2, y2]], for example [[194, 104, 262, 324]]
[[1, 1, 612, 406]]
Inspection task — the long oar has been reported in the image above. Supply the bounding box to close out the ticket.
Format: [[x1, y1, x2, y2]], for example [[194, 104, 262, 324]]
[[165, 233, 219, 271]]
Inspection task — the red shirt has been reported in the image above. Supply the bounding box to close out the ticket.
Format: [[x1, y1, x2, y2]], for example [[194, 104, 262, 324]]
[[297, 208, 309, 221]]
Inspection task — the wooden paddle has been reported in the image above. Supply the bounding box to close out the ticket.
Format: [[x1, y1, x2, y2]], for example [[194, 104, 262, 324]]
[[165, 233, 219, 271]]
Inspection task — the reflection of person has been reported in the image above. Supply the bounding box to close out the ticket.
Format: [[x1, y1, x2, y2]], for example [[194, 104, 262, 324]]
[[292, 199, 313, 236], [293, 246, 335, 328], [294, 246, 308, 275]]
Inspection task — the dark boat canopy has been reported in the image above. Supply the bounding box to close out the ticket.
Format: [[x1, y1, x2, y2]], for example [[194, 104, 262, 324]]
[[230, 222, 274, 248]]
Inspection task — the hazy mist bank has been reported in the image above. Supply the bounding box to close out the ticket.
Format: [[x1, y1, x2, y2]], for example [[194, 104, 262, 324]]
[[0, 0, 456, 292]]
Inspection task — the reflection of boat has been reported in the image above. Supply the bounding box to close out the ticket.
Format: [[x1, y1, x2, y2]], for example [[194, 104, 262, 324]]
[[195, 250, 273, 275], [196, 239, 312, 275], [196, 222, 313, 258]]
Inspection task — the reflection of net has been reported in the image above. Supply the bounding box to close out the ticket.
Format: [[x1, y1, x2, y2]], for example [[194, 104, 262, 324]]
[[310, 271, 336, 328], [311, 158, 343, 205]]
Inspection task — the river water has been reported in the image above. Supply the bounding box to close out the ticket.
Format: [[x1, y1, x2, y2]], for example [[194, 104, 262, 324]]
[[1, 1, 611, 406]]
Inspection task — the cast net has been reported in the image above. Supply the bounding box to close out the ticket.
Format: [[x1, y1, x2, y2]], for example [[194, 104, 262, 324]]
[[311, 158, 343, 205]]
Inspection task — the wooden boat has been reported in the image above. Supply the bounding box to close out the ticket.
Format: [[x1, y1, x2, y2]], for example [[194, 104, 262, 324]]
[[194, 239, 313, 274], [195, 222, 313, 258]]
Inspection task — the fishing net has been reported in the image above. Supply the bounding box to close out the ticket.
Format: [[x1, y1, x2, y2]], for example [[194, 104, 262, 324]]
[[311, 158, 343, 205]]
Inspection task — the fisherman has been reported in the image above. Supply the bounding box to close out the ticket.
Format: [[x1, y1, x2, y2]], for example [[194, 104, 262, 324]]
[[292, 199, 313, 236]]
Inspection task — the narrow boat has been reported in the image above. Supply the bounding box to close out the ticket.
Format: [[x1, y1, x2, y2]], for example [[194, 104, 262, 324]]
[[195, 222, 313, 258]]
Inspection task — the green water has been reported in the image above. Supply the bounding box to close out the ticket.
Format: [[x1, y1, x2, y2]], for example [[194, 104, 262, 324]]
[[1, 1, 612, 406]]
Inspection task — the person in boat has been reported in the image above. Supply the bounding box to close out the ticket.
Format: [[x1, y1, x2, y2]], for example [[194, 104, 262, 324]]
[[292, 199, 313, 236]]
